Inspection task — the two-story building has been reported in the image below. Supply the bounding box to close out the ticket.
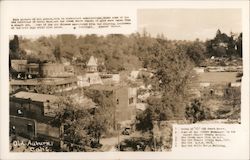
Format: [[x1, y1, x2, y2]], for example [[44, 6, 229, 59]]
[[10, 91, 63, 144], [11, 60, 28, 73], [40, 63, 73, 78], [10, 77, 78, 95], [88, 85, 137, 125]]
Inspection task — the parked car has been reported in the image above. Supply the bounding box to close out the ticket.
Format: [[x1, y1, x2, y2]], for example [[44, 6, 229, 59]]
[[122, 127, 131, 135]]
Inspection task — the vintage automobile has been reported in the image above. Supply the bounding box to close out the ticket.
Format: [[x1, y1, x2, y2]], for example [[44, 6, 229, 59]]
[[122, 127, 131, 135]]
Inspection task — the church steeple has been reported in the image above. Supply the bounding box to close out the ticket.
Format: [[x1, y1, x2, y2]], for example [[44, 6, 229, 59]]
[[87, 56, 98, 73]]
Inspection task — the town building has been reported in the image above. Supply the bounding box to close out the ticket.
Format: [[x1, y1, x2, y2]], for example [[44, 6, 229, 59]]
[[10, 77, 78, 95], [77, 73, 103, 87], [9, 91, 63, 144], [128, 69, 154, 81], [100, 73, 120, 85], [77, 56, 103, 87], [11, 60, 74, 79], [40, 63, 73, 78], [10, 91, 60, 120], [86, 56, 98, 73], [10, 60, 78, 95], [27, 63, 40, 76], [11, 60, 28, 73], [88, 85, 137, 124]]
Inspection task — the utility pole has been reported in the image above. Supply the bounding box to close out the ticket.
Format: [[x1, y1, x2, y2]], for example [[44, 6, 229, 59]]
[[118, 125, 120, 151], [153, 121, 158, 151], [153, 134, 156, 151]]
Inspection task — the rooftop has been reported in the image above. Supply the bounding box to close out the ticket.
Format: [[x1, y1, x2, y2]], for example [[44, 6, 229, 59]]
[[87, 56, 98, 67], [41, 63, 64, 67], [10, 77, 77, 86], [11, 91, 59, 103], [11, 59, 28, 63]]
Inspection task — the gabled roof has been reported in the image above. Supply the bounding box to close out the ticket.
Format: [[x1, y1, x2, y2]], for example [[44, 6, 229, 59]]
[[87, 56, 98, 67], [11, 59, 28, 64], [12, 91, 59, 103]]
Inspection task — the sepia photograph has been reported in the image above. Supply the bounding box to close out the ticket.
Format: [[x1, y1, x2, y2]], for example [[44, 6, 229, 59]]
[[9, 8, 242, 152]]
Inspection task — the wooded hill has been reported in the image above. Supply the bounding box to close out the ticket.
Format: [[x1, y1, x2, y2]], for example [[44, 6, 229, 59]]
[[10, 29, 242, 72]]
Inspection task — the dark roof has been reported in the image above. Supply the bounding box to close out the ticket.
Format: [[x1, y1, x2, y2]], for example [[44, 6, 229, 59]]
[[11, 60, 27, 64], [10, 77, 77, 86], [11, 91, 59, 102]]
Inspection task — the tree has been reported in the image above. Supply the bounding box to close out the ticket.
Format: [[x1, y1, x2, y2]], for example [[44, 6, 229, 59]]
[[87, 110, 109, 144], [185, 99, 212, 123], [136, 107, 154, 132], [49, 96, 107, 151], [9, 35, 27, 72], [9, 35, 19, 53], [223, 86, 241, 108], [135, 36, 194, 134], [53, 45, 61, 62], [205, 30, 240, 58], [236, 33, 242, 57], [227, 32, 237, 56], [186, 40, 206, 66], [216, 29, 222, 36], [9, 35, 27, 60], [84, 89, 116, 133]]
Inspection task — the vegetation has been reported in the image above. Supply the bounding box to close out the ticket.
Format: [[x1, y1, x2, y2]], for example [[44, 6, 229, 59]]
[[121, 122, 172, 151], [135, 36, 194, 133], [118, 132, 153, 151], [84, 89, 116, 130], [9, 29, 242, 150], [10, 30, 242, 70], [206, 29, 242, 58], [185, 99, 212, 123], [219, 86, 241, 119], [192, 85, 241, 121], [49, 96, 112, 151], [186, 39, 206, 66]]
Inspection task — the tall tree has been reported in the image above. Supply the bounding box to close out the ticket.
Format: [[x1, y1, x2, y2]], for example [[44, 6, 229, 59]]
[[236, 33, 242, 57], [53, 45, 61, 62], [9, 35, 19, 52], [186, 39, 206, 66]]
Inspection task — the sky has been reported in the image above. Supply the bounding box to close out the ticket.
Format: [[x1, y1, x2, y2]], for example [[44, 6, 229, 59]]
[[138, 9, 242, 41]]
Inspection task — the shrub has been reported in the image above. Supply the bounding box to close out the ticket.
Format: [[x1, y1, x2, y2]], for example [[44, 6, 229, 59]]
[[185, 99, 212, 123]]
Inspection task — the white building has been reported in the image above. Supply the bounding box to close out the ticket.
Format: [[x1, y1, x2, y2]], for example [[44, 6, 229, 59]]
[[77, 56, 103, 87], [86, 56, 98, 73]]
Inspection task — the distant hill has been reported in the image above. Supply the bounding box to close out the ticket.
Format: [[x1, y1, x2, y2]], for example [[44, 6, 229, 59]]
[[10, 30, 242, 72]]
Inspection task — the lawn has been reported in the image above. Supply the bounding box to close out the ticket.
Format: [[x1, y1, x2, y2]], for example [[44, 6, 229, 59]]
[[198, 72, 239, 84]]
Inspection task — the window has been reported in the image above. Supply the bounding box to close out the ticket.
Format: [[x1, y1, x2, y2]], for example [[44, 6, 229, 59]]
[[116, 99, 119, 105], [11, 126, 16, 134], [17, 109, 23, 115], [129, 97, 134, 104], [27, 124, 33, 132]]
